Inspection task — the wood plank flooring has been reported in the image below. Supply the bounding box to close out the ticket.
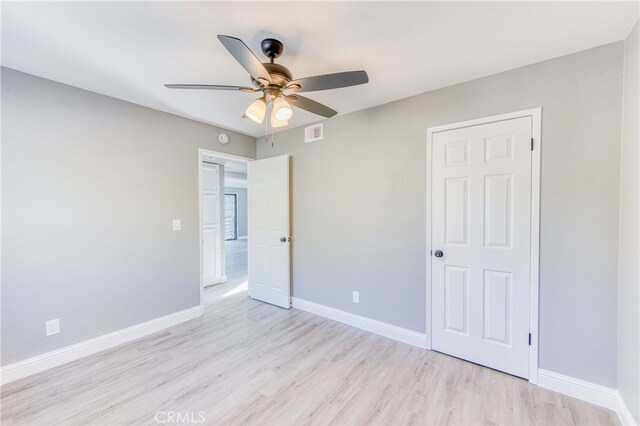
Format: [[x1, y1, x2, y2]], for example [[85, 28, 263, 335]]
[[225, 239, 247, 283], [1, 282, 618, 425]]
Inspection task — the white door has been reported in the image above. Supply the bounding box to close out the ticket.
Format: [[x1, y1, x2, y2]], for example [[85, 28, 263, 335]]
[[431, 116, 532, 378], [248, 155, 290, 308], [202, 163, 224, 286]]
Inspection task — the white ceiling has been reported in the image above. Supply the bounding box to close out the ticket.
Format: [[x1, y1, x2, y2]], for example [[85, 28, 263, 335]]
[[203, 156, 247, 173], [2, 2, 637, 137]]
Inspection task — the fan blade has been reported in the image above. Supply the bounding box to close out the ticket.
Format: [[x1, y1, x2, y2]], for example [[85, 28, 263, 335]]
[[285, 94, 337, 118], [288, 70, 368, 92], [165, 84, 257, 92], [217, 35, 273, 84]]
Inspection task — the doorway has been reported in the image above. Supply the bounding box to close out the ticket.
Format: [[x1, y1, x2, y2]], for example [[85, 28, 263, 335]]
[[199, 149, 252, 306], [198, 150, 292, 311], [426, 109, 541, 383]]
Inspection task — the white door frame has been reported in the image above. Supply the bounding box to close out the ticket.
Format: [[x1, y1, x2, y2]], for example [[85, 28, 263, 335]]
[[198, 148, 254, 310], [426, 108, 541, 384]]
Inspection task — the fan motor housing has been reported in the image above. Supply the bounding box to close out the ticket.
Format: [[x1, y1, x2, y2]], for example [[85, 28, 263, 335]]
[[253, 63, 293, 88]]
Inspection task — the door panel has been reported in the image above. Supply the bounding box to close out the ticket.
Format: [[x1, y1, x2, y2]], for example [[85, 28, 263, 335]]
[[444, 265, 468, 335], [484, 174, 512, 248], [248, 155, 290, 308], [445, 177, 469, 245], [483, 269, 512, 345], [431, 116, 532, 379], [202, 229, 219, 278], [202, 163, 223, 286]]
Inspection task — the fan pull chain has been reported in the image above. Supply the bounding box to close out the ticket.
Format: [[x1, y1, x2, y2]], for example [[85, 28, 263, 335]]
[[266, 99, 274, 147]]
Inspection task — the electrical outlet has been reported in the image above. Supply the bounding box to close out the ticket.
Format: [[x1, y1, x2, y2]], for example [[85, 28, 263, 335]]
[[352, 291, 360, 304], [45, 319, 60, 336], [173, 219, 182, 231]]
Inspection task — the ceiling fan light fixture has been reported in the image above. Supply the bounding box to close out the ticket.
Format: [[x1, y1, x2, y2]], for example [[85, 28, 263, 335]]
[[270, 108, 289, 128], [273, 96, 293, 121], [271, 119, 289, 128], [166, 35, 369, 133], [244, 97, 266, 123]]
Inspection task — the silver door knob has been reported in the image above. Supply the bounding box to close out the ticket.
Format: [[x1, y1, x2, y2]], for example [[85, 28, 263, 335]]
[[434, 250, 444, 258], [280, 237, 287, 242]]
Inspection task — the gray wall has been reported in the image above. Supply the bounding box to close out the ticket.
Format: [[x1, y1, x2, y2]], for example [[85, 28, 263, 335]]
[[618, 20, 639, 422], [258, 42, 624, 387], [224, 187, 247, 238], [1, 67, 256, 365]]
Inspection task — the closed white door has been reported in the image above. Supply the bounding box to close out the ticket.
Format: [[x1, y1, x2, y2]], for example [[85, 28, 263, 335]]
[[202, 163, 224, 286], [248, 155, 290, 308], [431, 116, 532, 378]]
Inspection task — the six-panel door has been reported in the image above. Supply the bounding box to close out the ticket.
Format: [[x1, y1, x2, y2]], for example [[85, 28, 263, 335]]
[[431, 116, 532, 379], [202, 163, 223, 286], [248, 155, 291, 309]]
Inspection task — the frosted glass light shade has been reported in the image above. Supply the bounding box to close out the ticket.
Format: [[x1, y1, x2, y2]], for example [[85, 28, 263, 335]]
[[244, 98, 266, 123], [273, 96, 293, 121], [270, 111, 289, 128]]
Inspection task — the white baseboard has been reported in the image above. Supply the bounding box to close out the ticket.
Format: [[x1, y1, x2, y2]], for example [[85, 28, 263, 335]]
[[538, 368, 618, 408], [616, 393, 638, 426], [290, 297, 427, 349], [534, 370, 638, 425], [0, 306, 202, 385], [204, 274, 227, 287]]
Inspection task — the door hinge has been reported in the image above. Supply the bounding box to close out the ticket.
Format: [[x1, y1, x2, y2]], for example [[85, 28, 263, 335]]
[[531, 138, 534, 151], [528, 333, 532, 346]]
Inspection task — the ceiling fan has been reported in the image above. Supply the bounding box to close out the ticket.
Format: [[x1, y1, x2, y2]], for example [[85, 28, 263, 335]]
[[165, 35, 369, 128]]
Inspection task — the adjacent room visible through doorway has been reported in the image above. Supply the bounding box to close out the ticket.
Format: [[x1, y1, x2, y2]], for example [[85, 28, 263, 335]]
[[223, 161, 248, 288], [200, 150, 251, 302]]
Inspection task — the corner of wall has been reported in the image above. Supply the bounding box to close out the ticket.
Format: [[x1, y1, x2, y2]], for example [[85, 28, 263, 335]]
[[617, 17, 640, 425]]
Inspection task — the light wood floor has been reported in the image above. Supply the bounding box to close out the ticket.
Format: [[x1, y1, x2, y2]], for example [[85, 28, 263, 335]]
[[225, 239, 247, 283], [1, 282, 618, 425]]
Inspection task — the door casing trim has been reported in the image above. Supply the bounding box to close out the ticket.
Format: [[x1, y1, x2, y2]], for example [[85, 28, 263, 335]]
[[425, 108, 542, 385]]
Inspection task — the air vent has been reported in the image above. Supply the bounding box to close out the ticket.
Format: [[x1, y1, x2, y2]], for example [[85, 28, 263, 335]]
[[304, 123, 323, 143]]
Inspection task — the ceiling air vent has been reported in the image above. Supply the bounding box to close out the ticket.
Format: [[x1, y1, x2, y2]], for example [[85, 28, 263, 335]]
[[305, 123, 323, 143]]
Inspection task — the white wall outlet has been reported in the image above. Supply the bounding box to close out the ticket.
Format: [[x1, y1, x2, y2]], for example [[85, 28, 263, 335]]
[[172, 219, 182, 231], [45, 319, 60, 336], [352, 291, 360, 304]]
